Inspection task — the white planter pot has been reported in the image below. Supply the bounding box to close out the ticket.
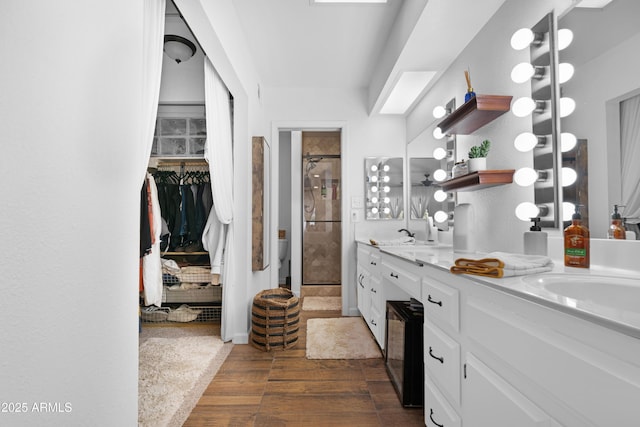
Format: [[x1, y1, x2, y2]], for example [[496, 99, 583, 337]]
[[468, 157, 487, 172]]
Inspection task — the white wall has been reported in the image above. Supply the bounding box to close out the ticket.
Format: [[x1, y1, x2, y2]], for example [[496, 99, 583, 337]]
[[0, 1, 143, 425], [265, 87, 406, 315], [407, 0, 573, 253]]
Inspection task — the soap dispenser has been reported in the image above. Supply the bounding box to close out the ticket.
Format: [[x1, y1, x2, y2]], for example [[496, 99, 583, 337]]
[[564, 205, 590, 268], [607, 204, 626, 240], [524, 217, 547, 256]]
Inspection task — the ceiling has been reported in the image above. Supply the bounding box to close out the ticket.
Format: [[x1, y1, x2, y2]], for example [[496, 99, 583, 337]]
[[231, 0, 508, 115]]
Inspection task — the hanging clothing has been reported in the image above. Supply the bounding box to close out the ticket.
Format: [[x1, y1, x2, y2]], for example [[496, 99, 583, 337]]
[[140, 180, 152, 257], [142, 173, 163, 307]]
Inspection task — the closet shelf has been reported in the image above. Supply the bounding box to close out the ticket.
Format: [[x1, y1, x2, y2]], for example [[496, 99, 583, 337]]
[[437, 94, 512, 135], [440, 169, 515, 192]]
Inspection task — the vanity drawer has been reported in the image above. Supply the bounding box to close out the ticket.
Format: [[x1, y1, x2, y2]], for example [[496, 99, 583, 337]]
[[425, 376, 461, 427], [425, 321, 461, 406], [423, 277, 460, 332], [380, 258, 421, 300]]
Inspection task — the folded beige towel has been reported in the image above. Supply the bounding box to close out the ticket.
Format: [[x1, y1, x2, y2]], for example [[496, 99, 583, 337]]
[[450, 252, 553, 278]]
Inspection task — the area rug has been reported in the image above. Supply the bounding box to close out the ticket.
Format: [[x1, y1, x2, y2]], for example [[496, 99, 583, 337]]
[[138, 335, 231, 427], [306, 317, 382, 359], [302, 296, 342, 311]]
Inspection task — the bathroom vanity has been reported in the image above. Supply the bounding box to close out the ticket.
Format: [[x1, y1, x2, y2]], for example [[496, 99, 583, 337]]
[[356, 241, 640, 427]]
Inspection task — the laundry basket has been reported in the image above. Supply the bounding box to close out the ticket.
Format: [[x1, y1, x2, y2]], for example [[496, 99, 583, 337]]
[[250, 288, 300, 351]]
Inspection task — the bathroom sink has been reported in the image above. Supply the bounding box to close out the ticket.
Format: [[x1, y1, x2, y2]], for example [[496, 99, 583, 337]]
[[522, 274, 640, 312]]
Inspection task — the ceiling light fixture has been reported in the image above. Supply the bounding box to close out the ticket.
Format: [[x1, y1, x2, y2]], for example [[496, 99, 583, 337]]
[[380, 71, 437, 114], [164, 35, 197, 64]]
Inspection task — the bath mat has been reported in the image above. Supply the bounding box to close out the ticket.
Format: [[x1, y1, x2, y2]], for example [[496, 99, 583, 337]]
[[138, 335, 231, 427], [306, 317, 382, 359], [302, 296, 342, 311]]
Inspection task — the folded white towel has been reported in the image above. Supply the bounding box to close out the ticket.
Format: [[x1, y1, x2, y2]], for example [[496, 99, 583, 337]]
[[486, 251, 553, 277], [370, 237, 416, 246]]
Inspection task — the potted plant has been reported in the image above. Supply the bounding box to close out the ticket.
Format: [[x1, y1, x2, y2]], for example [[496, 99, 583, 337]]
[[468, 139, 490, 172]]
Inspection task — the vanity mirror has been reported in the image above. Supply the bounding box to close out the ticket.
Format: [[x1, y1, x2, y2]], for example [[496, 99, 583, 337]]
[[408, 158, 442, 220], [364, 157, 403, 220], [559, 0, 640, 238]]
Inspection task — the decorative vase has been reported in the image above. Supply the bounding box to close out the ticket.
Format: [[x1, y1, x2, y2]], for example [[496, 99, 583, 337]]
[[468, 157, 486, 172]]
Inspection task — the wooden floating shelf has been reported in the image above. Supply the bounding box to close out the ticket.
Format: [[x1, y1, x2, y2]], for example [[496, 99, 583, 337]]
[[437, 94, 513, 135], [440, 169, 515, 192]]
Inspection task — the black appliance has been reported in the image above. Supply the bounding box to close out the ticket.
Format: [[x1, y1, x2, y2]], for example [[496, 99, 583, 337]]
[[385, 299, 424, 407]]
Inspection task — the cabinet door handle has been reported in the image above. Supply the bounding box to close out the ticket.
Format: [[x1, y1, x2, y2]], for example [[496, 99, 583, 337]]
[[371, 319, 377, 326], [370, 288, 377, 293], [427, 294, 442, 307], [390, 272, 399, 279], [358, 274, 364, 288], [370, 261, 377, 266], [429, 346, 444, 364], [429, 408, 444, 427]]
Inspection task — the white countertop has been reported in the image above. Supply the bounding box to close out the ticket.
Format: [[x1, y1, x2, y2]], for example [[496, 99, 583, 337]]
[[359, 240, 640, 339]]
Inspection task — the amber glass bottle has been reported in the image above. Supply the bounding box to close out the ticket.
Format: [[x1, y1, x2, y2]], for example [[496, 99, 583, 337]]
[[607, 205, 626, 240], [564, 206, 590, 268]]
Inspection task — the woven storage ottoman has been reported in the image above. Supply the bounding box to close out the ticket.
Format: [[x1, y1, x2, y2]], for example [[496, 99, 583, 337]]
[[250, 288, 300, 351]]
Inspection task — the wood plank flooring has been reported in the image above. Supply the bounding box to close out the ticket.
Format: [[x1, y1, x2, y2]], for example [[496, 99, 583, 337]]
[[184, 288, 425, 426]]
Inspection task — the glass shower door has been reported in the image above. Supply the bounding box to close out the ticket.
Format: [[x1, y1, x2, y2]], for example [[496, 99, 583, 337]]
[[302, 155, 341, 285]]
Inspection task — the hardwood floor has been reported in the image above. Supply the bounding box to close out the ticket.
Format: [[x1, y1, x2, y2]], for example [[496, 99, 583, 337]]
[[184, 288, 425, 426]]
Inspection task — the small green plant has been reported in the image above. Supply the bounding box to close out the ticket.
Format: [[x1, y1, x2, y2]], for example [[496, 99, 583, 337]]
[[468, 139, 491, 158]]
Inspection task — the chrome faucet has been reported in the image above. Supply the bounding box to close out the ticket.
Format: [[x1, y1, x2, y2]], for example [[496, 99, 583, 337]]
[[398, 228, 415, 238]]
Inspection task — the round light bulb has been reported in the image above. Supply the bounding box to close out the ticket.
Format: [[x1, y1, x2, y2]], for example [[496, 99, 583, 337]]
[[433, 127, 444, 140], [515, 202, 540, 221], [562, 167, 577, 187], [370, 164, 378, 172], [511, 62, 535, 84], [434, 210, 448, 223], [433, 147, 447, 160], [558, 29, 573, 51], [514, 167, 539, 186], [383, 197, 390, 204], [561, 132, 577, 152], [371, 197, 378, 204], [511, 28, 534, 50], [433, 169, 447, 182], [433, 105, 447, 119], [514, 132, 538, 152], [434, 190, 447, 202], [383, 186, 390, 193], [371, 185, 378, 193], [383, 164, 390, 172], [383, 175, 390, 182], [370, 175, 378, 182], [512, 97, 536, 117], [560, 97, 576, 117], [371, 207, 379, 214], [558, 63, 575, 84]]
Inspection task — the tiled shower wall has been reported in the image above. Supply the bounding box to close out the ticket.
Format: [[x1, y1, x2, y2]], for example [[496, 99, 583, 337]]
[[302, 131, 341, 285]]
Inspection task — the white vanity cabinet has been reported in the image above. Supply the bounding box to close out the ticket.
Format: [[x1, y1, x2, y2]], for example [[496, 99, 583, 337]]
[[421, 264, 640, 427], [356, 243, 413, 349]]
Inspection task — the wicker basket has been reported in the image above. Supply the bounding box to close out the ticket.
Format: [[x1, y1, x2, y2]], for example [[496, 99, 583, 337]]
[[250, 288, 300, 351]]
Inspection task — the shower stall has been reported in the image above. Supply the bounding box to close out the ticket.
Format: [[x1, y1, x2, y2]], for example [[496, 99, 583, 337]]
[[302, 132, 341, 285]]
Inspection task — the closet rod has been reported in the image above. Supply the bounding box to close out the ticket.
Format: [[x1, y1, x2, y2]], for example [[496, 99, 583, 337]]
[[156, 160, 209, 167]]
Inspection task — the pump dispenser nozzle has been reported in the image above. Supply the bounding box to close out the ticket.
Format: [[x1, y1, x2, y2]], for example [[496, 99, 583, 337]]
[[608, 204, 626, 240]]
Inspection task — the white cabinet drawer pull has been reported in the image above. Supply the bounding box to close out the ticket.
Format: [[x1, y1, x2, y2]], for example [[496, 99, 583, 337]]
[[427, 294, 443, 306], [390, 272, 399, 279], [429, 408, 444, 427], [429, 346, 444, 364]]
